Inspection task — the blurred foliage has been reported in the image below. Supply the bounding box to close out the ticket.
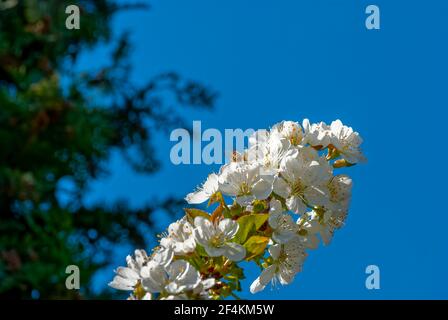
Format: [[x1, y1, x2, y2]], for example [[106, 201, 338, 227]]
[[0, 0, 217, 299]]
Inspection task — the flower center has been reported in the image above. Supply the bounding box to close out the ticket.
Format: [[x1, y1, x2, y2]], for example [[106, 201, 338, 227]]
[[291, 180, 305, 196], [279, 217, 295, 232], [277, 251, 288, 264], [288, 131, 301, 146], [210, 234, 225, 247], [239, 182, 251, 195], [329, 185, 338, 201]]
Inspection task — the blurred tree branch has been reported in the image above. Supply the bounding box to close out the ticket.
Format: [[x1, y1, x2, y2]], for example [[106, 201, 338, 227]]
[[0, 0, 217, 299]]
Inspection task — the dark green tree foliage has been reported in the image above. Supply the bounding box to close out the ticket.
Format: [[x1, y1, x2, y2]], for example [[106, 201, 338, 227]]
[[0, 1, 216, 299]]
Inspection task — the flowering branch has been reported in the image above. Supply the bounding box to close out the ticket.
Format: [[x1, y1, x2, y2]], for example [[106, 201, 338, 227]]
[[109, 119, 366, 300]]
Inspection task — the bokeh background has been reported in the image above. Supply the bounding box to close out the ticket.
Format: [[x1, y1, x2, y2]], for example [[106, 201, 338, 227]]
[[1, 0, 447, 299]]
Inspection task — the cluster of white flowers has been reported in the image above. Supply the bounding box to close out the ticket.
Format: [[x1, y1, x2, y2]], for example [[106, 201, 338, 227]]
[[109, 119, 365, 299], [109, 225, 216, 300]]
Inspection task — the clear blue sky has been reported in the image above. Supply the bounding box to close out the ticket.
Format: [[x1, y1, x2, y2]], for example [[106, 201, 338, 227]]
[[81, 0, 448, 299]]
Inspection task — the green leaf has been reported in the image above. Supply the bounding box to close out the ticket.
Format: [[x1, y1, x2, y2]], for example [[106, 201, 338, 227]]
[[194, 244, 208, 258], [228, 202, 243, 218], [244, 236, 269, 260], [184, 208, 210, 224], [234, 213, 269, 244], [252, 200, 267, 213]]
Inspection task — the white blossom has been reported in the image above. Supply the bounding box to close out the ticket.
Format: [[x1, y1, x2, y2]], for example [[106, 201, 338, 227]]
[[109, 267, 141, 291], [271, 120, 303, 146], [161, 278, 215, 300], [127, 293, 152, 300], [250, 242, 306, 294], [110, 118, 365, 299], [140, 260, 201, 297], [192, 278, 216, 300], [247, 131, 291, 176], [248, 129, 270, 149], [152, 245, 174, 268], [296, 215, 322, 249], [218, 162, 273, 206], [273, 148, 332, 214], [268, 199, 297, 244], [108, 249, 149, 291], [301, 209, 347, 245], [329, 120, 366, 164], [160, 216, 196, 255], [302, 119, 331, 147], [193, 216, 246, 261], [185, 173, 219, 204], [327, 174, 352, 213]]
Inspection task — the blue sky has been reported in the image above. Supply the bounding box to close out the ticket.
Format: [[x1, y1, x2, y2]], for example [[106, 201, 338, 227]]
[[81, 0, 448, 299]]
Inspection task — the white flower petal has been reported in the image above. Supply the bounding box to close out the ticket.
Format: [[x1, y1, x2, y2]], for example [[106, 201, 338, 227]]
[[141, 293, 152, 300], [108, 276, 136, 291], [272, 230, 295, 244], [141, 277, 164, 293], [223, 242, 246, 261], [330, 119, 343, 136], [152, 246, 174, 267], [252, 179, 273, 200], [250, 278, 266, 294], [268, 244, 282, 260], [304, 186, 329, 207], [259, 264, 276, 286], [203, 244, 226, 257], [235, 195, 255, 206], [185, 190, 209, 204], [273, 177, 290, 198], [186, 174, 219, 204], [140, 266, 166, 293], [116, 267, 140, 281], [194, 217, 214, 243], [278, 265, 297, 285], [167, 260, 200, 293], [203, 173, 219, 193], [218, 219, 239, 239], [201, 278, 216, 290], [299, 219, 321, 234], [268, 211, 281, 229], [286, 196, 307, 214], [135, 250, 148, 262], [302, 234, 319, 249]]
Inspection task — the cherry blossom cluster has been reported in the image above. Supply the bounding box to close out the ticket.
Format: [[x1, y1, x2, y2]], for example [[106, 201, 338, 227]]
[[109, 119, 366, 299]]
